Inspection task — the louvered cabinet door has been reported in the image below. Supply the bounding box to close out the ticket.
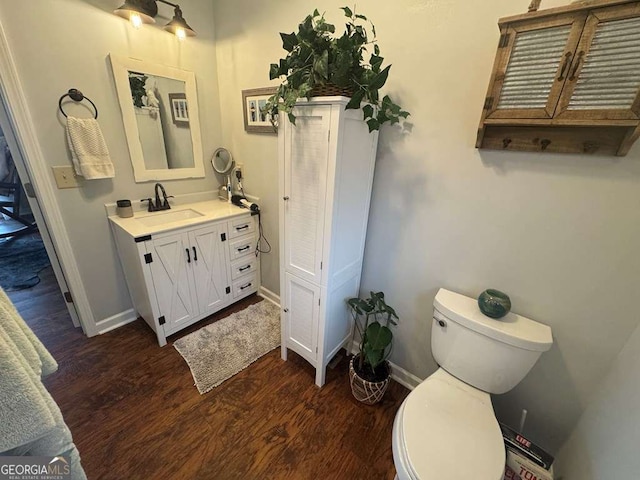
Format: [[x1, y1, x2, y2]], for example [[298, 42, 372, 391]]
[[282, 105, 330, 284], [486, 15, 586, 119], [556, 5, 640, 121]]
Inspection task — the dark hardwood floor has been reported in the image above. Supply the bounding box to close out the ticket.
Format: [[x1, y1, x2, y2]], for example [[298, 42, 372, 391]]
[[7, 268, 409, 480]]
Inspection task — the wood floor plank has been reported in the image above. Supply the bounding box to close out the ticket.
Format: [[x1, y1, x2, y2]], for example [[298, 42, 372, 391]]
[[7, 268, 410, 479]]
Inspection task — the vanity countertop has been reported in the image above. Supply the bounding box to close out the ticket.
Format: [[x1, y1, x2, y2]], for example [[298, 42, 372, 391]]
[[108, 199, 251, 239]]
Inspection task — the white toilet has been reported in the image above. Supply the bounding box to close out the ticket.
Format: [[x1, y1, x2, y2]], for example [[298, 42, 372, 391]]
[[392, 288, 553, 480]]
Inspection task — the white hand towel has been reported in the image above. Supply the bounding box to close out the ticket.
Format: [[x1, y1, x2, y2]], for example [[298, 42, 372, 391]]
[[66, 117, 115, 179]]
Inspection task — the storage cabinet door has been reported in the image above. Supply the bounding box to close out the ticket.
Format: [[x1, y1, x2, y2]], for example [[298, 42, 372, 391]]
[[148, 231, 197, 329], [282, 105, 330, 284], [283, 272, 319, 365], [556, 5, 640, 120], [486, 15, 586, 119], [190, 223, 230, 315]]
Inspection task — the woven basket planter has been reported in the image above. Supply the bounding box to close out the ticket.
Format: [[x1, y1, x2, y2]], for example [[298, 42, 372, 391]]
[[349, 355, 391, 405], [310, 83, 354, 98]]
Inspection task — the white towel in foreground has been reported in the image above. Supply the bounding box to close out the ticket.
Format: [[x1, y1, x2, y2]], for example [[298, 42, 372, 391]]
[[66, 117, 115, 179]]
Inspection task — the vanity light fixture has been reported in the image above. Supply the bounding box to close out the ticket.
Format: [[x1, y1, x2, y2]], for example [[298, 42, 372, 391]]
[[114, 0, 196, 38]]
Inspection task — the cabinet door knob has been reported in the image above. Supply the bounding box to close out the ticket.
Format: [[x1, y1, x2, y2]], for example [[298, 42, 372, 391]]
[[283, 308, 289, 313], [283, 196, 289, 201]]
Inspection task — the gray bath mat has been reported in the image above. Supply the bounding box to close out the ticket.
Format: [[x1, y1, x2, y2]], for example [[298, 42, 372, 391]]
[[174, 300, 280, 394]]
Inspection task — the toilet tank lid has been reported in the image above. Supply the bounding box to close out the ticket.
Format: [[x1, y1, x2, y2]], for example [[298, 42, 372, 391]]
[[434, 289, 553, 352]]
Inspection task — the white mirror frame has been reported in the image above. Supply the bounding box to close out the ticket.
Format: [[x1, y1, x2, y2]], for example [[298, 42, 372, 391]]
[[109, 54, 205, 182]]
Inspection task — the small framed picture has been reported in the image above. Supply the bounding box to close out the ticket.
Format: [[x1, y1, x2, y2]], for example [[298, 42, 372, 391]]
[[169, 93, 189, 125], [242, 87, 278, 133]]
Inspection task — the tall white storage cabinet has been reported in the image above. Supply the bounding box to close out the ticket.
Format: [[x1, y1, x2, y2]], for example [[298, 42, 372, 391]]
[[279, 97, 379, 387]]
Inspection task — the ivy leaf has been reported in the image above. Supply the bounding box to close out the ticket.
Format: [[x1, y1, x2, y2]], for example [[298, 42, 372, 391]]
[[269, 63, 280, 80], [345, 90, 364, 110], [288, 112, 297, 125], [374, 44, 380, 56], [369, 65, 390, 90], [280, 32, 298, 52], [369, 54, 383, 73], [313, 49, 329, 80], [341, 6, 353, 17], [313, 8, 320, 17], [355, 14, 368, 21], [399, 111, 410, 118], [362, 104, 374, 119], [366, 118, 380, 132]]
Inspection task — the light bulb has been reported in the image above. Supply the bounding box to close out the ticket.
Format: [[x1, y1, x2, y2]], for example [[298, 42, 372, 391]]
[[175, 27, 186, 40], [130, 13, 143, 29]]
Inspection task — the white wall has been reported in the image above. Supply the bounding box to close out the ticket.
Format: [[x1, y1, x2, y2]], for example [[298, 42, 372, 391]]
[[0, 0, 222, 327], [555, 321, 640, 479], [212, 0, 640, 452]]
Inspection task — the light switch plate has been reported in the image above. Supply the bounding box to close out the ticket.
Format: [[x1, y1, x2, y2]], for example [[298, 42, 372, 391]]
[[52, 166, 80, 189]]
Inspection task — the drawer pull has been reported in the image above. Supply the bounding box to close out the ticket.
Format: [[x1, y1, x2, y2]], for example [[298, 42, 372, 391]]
[[540, 139, 551, 151], [237, 246, 251, 253], [240, 282, 253, 290], [235, 225, 249, 231], [238, 265, 251, 272], [502, 138, 512, 149]]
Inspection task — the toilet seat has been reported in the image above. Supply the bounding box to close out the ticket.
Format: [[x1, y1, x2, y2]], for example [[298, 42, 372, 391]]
[[393, 369, 505, 480]]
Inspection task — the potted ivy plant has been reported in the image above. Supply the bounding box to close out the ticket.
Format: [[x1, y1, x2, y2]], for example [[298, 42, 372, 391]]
[[347, 291, 398, 404], [264, 6, 410, 132]]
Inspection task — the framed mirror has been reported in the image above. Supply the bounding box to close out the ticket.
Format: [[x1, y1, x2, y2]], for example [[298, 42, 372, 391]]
[[109, 54, 204, 182]]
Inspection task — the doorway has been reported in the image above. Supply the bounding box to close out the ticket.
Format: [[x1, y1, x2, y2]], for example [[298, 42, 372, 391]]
[[0, 95, 81, 335]]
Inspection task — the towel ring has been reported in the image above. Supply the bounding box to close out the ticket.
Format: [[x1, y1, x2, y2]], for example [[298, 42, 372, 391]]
[[58, 88, 98, 119]]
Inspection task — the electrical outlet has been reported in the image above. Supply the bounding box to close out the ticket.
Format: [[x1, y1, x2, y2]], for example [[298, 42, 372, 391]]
[[235, 163, 244, 176], [52, 166, 80, 189]]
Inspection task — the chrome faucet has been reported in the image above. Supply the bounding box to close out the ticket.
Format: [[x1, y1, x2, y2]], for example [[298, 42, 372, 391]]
[[141, 183, 173, 212]]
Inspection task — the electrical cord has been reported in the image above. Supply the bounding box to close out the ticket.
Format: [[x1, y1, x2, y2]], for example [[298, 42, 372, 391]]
[[234, 168, 271, 255], [255, 210, 271, 256]]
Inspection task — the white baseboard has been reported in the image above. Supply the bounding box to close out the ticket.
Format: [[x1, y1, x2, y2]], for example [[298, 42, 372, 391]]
[[389, 361, 423, 390], [259, 287, 280, 308], [96, 308, 138, 334]]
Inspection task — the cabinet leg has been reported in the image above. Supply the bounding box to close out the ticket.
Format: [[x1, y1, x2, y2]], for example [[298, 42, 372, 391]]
[[315, 366, 326, 388]]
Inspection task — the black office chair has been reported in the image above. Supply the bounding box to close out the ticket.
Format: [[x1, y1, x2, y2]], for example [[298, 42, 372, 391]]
[[0, 141, 36, 238]]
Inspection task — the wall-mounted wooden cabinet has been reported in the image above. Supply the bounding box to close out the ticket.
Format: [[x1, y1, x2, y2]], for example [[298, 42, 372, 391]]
[[477, 0, 640, 156]]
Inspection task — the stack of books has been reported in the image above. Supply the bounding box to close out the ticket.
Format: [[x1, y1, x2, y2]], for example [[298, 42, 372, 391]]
[[500, 423, 554, 480]]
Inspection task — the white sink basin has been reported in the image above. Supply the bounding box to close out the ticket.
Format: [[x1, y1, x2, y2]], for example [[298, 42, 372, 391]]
[[136, 209, 204, 227]]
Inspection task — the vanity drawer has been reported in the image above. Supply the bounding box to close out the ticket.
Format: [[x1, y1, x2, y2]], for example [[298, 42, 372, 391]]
[[229, 216, 255, 239], [229, 235, 255, 260], [231, 256, 258, 281], [232, 273, 258, 299]]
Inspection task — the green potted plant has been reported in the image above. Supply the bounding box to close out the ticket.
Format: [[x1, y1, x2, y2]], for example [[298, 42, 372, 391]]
[[347, 291, 398, 404], [264, 6, 410, 132]]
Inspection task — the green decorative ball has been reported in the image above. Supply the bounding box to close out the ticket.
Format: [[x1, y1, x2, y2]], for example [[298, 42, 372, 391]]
[[478, 289, 511, 319]]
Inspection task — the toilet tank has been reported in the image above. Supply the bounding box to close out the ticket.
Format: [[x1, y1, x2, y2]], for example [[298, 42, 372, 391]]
[[432, 289, 553, 394]]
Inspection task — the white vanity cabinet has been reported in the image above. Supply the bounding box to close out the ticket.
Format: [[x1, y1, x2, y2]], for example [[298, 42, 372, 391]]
[[279, 97, 379, 387], [110, 206, 259, 346]]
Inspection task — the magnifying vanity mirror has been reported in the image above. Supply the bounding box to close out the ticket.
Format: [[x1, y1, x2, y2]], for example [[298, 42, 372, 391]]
[[109, 54, 204, 182], [211, 147, 234, 203]]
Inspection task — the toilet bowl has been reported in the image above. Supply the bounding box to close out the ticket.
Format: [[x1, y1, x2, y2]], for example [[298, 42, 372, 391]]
[[392, 288, 553, 480], [392, 369, 505, 480]]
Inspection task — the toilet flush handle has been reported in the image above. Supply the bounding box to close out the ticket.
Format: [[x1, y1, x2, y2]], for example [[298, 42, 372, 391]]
[[436, 318, 446, 328]]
